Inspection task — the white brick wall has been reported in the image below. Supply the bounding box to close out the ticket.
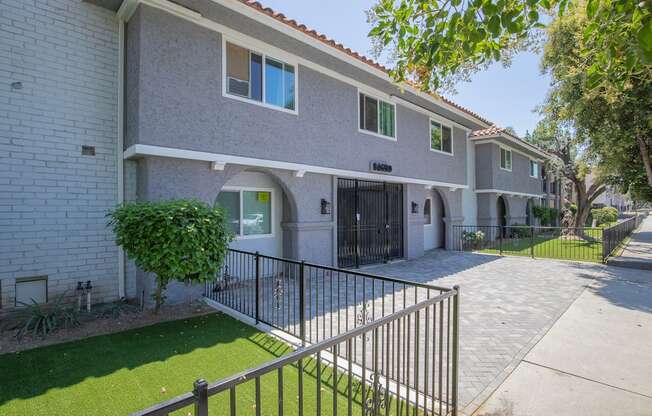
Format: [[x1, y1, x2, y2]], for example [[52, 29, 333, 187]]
[[0, 0, 119, 310]]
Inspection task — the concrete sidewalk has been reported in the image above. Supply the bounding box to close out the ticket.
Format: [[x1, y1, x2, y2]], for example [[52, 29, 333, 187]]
[[608, 216, 652, 270], [475, 265, 652, 416]]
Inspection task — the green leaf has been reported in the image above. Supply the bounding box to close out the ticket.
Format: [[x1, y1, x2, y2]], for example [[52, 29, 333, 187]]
[[638, 19, 652, 52], [586, 0, 599, 19], [488, 15, 501, 36]]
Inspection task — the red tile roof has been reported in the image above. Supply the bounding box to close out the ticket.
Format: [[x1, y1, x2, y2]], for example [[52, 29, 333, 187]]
[[237, 0, 493, 126], [471, 125, 550, 157], [469, 125, 509, 138]]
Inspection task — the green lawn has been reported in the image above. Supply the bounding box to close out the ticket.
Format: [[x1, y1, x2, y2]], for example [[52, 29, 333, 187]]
[[0, 312, 413, 416], [477, 232, 603, 262]]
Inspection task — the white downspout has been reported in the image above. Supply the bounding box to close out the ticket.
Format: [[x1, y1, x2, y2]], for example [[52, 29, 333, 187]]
[[117, 18, 126, 299]]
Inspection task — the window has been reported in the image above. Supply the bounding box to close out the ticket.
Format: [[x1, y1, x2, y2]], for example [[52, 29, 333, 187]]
[[430, 120, 453, 154], [359, 92, 395, 139], [529, 160, 539, 178], [423, 198, 432, 225], [216, 189, 273, 237], [500, 147, 512, 171], [225, 41, 295, 111]]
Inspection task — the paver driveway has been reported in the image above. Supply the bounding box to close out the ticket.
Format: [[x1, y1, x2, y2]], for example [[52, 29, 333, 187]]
[[363, 250, 605, 414]]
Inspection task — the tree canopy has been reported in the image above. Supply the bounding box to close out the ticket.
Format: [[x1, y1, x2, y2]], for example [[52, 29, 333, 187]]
[[370, 0, 652, 201]]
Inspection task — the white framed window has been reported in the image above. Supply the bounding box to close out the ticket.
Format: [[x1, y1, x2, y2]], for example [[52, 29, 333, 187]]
[[223, 40, 297, 114], [215, 187, 274, 238], [500, 147, 512, 171], [423, 198, 432, 225], [430, 120, 453, 155], [358, 91, 396, 140], [529, 160, 539, 178]]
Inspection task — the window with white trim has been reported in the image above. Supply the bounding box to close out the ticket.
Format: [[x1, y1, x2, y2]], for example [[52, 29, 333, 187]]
[[225, 42, 296, 111], [500, 147, 512, 171], [216, 189, 272, 237], [359, 92, 396, 139], [529, 160, 539, 178], [430, 120, 453, 154]]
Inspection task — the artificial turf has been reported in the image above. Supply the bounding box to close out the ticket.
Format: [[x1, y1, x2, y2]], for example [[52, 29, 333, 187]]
[[0, 312, 414, 415]]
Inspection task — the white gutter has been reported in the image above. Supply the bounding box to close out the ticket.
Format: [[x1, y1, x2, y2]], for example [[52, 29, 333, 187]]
[[475, 189, 544, 199], [116, 18, 126, 299]]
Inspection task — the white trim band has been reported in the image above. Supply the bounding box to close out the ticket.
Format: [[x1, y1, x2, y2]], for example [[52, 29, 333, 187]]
[[475, 189, 545, 198], [124, 144, 469, 189]]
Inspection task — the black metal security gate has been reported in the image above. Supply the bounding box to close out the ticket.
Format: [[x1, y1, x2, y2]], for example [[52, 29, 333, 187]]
[[337, 178, 404, 267]]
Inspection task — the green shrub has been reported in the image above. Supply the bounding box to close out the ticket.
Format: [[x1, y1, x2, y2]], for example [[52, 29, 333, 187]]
[[461, 230, 485, 249], [509, 223, 531, 238], [107, 199, 233, 313], [533, 206, 560, 226], [592, 207, 618, 226]]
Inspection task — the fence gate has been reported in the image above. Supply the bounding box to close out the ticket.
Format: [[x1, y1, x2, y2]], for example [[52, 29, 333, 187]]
[[337, 178, 403, 267]]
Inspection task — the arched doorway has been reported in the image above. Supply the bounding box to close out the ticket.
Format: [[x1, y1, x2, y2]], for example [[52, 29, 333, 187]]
[[215, 170, 292, 258], [424, 190, 446, 250], [497, 195, 508, 236]]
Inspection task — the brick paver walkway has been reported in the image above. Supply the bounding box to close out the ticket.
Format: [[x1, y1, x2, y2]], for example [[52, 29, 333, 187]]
[[363, 251, 605, 414]]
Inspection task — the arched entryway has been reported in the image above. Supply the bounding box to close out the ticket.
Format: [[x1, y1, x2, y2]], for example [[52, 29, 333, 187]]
[[214, 170, 295, 258], [497, 195, 508, 236], [424, 189, 446, 250]]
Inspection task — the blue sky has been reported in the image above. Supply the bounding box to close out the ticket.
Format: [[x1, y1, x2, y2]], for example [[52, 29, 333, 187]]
[[261, 0, 552, 137]]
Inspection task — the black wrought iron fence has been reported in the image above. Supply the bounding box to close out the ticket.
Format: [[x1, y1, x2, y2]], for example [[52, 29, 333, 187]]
[[452, 225, 604, 263], [131, 288, 459, 416], [206, 249, 450, 346], [454, 214, 648, 263], [603, 213, 647, 259]]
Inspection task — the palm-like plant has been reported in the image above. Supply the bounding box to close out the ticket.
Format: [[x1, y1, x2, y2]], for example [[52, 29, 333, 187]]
[[15, 292, 80, 341]]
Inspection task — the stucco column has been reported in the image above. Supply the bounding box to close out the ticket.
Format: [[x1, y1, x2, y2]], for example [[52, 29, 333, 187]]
[[404, 184, 426, 259]]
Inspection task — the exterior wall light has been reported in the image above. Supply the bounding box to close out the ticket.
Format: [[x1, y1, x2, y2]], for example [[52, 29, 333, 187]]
[[411, 201, 419, 214], [321, 198, 331, 215]]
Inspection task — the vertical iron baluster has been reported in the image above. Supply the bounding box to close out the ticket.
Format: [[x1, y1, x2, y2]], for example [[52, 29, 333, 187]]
[[193, 379, 208, 416], [452, 286, 460, 416], [278, 367, 284, 416], [361, 326, 367, 415], [255, 376, 261, 416], [385, 321, 390, 416], [373, 327, 380, 416], [405, 314, 410, 416], [229, 386, 236, 416], [446, 297, 451, 415], [347, 338, 353, 416], [414, 310, 420, 416], [317, 352, 322, 415], [299, 261, 306, 346], [333, 344, 338, 416], [298, 359, 304, 416], [439, 299, 444, 416], [255, 252, 260, 324], [424, 301, 430, 414]]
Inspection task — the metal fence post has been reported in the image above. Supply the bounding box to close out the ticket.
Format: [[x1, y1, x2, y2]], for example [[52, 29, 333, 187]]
[[193, 379, 208, 416], [255, 251, 260, 324], [499, 226, 503, 255], [530, 226, 535, 258], [299, 260, 306, 347], [451, 285, 460, 416]]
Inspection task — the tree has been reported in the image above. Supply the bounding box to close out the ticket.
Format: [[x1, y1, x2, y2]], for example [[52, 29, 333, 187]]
[[528, 114, 606, 229], [369, 0, 652, 186], [369, 0, 651, 93], [107, 200, 232, 313], [541, 3, 652, 191]]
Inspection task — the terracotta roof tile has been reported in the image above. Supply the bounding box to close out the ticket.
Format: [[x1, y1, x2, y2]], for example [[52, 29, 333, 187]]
[[237, 0, 493, 126], [471, 125, 550, 157]]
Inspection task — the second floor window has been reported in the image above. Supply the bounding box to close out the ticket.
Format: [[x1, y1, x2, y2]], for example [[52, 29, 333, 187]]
[[500, 148, 512, 171], [225, 42, 295, 111], [359, 92, 396, 139], [430, 120, 453, 154], [529, 160, 539, 178]]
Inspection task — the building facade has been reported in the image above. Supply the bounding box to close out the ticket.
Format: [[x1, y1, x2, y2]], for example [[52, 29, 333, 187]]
[[0, 0, 551, 310]]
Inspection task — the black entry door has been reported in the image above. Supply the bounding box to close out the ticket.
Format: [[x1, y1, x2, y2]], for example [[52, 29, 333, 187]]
[[337, 178, 404, 267]]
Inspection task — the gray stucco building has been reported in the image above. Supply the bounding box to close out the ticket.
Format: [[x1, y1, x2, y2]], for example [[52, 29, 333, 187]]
[[0, 0, 556, 310]]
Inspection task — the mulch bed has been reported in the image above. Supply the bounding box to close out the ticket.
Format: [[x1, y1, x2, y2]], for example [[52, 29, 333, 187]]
[[0, 301, 216, 355]]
